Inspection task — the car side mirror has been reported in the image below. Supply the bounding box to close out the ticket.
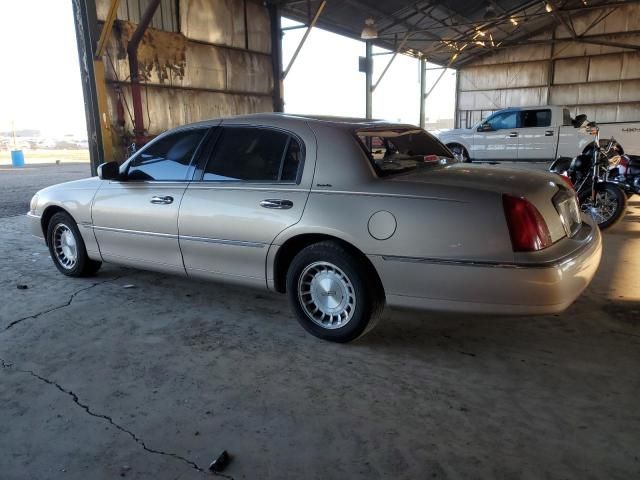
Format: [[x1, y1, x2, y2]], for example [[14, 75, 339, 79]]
[[97, 161, 121, 180], [477, 123, 493, 132]]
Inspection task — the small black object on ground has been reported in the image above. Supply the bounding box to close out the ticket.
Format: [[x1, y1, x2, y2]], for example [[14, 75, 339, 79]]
[[16, 284, 28, 290], [208, 450, 231, 472]]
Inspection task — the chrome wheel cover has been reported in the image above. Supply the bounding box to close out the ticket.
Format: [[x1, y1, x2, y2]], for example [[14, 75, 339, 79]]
[[582, 190, 618, 225], [298, 261, 356, 329], [52, 223, 78, 270]]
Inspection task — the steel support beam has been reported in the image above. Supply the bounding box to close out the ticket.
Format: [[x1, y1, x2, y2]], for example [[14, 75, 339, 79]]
[[269, 3, 284, 112], [72, 0, 102, 176], [365, 41, 373, 119], [419, 57, 426, 128], [372, 32, 411, 91], [282, 0, 326, 80]]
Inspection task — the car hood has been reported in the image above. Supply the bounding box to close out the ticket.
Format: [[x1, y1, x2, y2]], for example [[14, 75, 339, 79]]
[[38, 176, 101, 195]]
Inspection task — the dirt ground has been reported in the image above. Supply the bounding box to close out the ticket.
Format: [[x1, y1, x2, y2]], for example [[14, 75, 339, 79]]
[[0, 165, 639, 479]]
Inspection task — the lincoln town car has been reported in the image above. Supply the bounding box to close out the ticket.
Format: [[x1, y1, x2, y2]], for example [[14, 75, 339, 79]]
[[28, 114, 602, 342]]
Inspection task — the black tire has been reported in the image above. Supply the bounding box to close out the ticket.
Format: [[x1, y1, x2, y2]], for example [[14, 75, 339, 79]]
[[286, 241, 384, 343], [448, 144, 471, 163], [46, 211, 102, 277], [578, 183, 627, 230]]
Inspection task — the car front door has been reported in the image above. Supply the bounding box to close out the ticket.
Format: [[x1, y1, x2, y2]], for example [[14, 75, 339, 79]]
[[473, 111, 519, 161], [178, 123, 315, 287], [91, 126, 211, 274], [517, 109, 556, 161]]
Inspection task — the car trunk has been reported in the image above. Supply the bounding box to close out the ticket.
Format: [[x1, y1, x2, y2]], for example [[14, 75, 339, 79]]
[[388, 163, 574, 244]]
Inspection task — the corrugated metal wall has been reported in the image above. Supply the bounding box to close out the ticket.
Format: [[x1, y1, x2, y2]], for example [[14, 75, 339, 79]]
[[455, 3, 640, 128], [95, 0, 273, 159]]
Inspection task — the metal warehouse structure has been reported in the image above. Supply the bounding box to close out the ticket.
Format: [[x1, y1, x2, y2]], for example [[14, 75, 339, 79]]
[[73, 0, 640, 172]]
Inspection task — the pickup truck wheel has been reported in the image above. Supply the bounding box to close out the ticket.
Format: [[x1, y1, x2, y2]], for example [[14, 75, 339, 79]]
[[47, 212, 102, 277], [286, 241, 384, 343], [448, 144, 470, 163]]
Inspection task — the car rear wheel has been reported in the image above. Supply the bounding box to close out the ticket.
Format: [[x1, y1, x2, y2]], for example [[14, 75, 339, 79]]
[[286, 241, 384, 343], [47, 212, 102, 277]]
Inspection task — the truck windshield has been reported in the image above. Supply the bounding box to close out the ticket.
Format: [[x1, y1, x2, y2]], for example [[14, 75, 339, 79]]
[[355, 128, 456, 177]]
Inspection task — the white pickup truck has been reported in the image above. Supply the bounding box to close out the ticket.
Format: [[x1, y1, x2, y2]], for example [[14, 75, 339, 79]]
[[437, 105, 640, 162]]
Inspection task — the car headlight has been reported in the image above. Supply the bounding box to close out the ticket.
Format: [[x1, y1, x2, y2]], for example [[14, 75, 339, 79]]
[[29, 194, 39, 213]]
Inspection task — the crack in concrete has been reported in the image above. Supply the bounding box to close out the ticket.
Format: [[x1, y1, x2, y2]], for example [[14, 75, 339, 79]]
[[4, 276, 123, 332], [1, 358, 234, 479]]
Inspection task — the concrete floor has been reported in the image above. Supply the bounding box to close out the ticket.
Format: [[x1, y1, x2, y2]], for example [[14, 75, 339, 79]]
[[1, 165, 639, 479]]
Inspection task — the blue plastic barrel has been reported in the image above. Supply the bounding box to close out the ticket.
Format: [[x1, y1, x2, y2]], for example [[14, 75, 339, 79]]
[[11, 150, 25, 168]]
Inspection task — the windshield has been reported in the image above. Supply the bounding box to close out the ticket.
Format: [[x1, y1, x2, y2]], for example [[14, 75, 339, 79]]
[[355, 128, 456, 177]]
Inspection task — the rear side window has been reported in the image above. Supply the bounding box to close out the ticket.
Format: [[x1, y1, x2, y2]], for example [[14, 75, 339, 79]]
[[202, 127, 303, 182], [126, 129, 206, 181], [521, 109, 551, 128], [356, 128, 455, 177]]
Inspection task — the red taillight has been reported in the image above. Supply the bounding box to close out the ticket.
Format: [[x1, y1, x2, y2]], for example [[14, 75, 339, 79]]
[[502, 194, 553, 252], [557, 173, 574, 191]]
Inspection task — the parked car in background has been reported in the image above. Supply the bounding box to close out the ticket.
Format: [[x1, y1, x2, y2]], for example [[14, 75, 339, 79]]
[[438, 105, 640, 162], [28, 114, 602, 342]]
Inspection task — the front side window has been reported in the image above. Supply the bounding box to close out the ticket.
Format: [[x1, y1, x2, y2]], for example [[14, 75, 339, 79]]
[[486, 111, 517, 130], [202, 127, 303, 182], [356, 128, 455, 177], [126, 129, 206, 181], [521, 109, 551, 128]]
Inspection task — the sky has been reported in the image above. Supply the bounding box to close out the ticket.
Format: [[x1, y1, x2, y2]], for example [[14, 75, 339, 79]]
[[0, 0, 87, 137], [0, 2, 456, 139]]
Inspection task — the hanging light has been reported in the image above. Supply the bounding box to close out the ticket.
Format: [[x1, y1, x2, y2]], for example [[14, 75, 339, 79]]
[[510, 17, 518, 26], [360, 18, 378, 39], [545, 2, 553, 13]]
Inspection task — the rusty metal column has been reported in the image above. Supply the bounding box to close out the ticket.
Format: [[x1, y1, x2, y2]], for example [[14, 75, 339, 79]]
[[419, 56, 426, 129], [128, 0, 161, 147], [365, 41, 372, 119]]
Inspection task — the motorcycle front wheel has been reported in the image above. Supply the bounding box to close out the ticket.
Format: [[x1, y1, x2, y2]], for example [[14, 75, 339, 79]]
[[579, 183, 627, 230]]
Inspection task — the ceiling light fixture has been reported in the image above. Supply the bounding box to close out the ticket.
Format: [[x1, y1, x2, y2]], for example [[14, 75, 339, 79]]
[[360, 18, 378, 39], [545, 2, 553, 13], [510, 17, 518, 26]]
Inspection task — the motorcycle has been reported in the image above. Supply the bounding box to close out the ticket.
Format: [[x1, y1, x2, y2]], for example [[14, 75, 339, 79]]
[[549, 116, 627, 230]]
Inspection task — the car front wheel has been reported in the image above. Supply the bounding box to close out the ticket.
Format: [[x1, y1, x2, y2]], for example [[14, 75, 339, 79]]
[[47, 211, 102, 277], [286, 241, 384, 343]]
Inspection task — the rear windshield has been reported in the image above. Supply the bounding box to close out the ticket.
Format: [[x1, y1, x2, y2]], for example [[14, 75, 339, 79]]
[[356, 128, 456, 177]]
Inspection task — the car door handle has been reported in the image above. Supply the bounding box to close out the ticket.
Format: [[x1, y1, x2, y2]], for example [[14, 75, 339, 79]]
[[260, 199, 293, 209], [545, 130, 554, 136], [509, 132, 518, 138], [150, 195, 174, 205]]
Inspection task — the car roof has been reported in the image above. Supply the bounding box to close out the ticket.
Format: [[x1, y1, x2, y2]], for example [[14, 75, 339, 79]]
[[183, 112, 418, 131]]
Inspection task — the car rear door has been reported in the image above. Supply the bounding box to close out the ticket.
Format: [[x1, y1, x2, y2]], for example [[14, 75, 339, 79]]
[[177, 123, 314, 287], [91, 126, 211, 274], [473, 110, 519, 161], [517, 109, 556, 161]]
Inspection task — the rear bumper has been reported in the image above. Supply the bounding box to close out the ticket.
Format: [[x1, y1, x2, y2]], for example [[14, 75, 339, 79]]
[[369, 220, 602, 316]]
